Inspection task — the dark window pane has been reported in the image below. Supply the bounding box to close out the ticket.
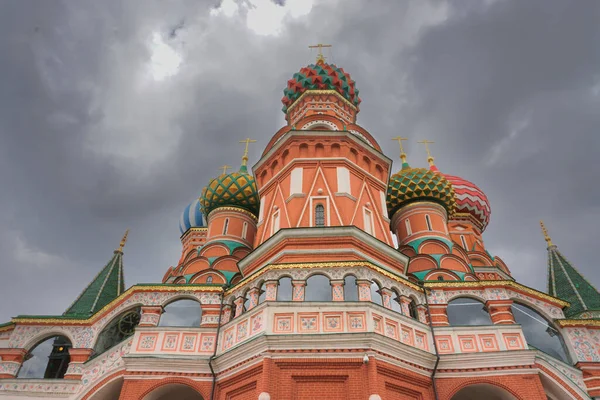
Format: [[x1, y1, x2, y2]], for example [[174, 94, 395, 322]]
[[277, 277, 293, 301], [305, 274, 331, 301], [18, 336, 71, 379], [371, 282, 382, 305], [159, 300, 202, 327], [315, 204, 325, 227], [447, 298, 493, 326], [512, 303, 569, 363], [344, 275, 359, 301]]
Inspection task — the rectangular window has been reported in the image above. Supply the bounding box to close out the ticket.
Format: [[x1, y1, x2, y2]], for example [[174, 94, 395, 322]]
[[290, 167, 303, 195], [425, 215, 432, 231], [242, 222, 248, 240], [405, 219, 412, 236], [460, 235, 467, 249], [223, 218, 229, 235], [272, 211, 280, 234], [259, 197, 266, 221], [380, 191, 388, 218], [364, 208, 373, 235], [337, 167, 351, 194]]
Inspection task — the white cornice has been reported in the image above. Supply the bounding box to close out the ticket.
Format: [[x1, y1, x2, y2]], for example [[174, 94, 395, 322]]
[[437, 350, 536, 371], [237, 226, 409, 274], [253, 130, 391, 173]]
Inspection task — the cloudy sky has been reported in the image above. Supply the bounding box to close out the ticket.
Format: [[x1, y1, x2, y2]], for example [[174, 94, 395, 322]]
[[0, 0, 598, 323]]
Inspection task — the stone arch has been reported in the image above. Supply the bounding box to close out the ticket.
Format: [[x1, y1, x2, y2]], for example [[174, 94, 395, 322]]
[[159, 298, 202, 327], [450, 382, 520, 400], [189, 270, 227, 285], [304, 273, 332, 301], [141, 378, 207, 400], [18, 334, 72, 379], [281, 149, 290, 164], [439, 255, 472, 273], [424, 269, 461, 282], [349, 148, 358, 163], [84, 374, 124, 400], [445, 290, 486, 304], [418, 239, 451, 255], [299, 143, 309, 157], [21, 329, 77, 353], [92, 306, 142, 354], [331, 143, 341, 157], [315, 143, 325, 158], [447, 296, 493, 326], [79, 370, 125, 400]]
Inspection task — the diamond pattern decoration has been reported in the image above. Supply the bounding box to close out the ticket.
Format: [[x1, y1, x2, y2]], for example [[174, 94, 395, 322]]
[[386, 167, 456, 218], [281, 61, 361, 113], [200, 166, 259, 217]]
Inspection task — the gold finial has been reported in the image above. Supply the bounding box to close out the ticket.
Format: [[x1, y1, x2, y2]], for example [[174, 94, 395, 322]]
[[417, 139, 436, 166], [117, 229, 129, 252], [391, 136, 409, 164], [219, 165, 231, 175], [308, 43, 332, 64], [540, 220, 554, 247], [239, 138, 257, 167]]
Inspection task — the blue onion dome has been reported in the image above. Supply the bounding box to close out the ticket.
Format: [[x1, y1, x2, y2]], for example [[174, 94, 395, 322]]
[[179, 198, 205, 235], [200, 165, 260, 218]]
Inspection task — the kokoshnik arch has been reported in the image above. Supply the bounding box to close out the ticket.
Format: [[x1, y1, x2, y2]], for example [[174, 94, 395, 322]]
[[0, 45, 599, 400]]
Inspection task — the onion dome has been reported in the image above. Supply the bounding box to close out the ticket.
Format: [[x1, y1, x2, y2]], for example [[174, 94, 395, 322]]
[[200, 165, 259, 218], [179, 198, 205, 235], [387, 158, 455, 218], [443, 174, 491, 232], [281, 60, 361, 113]]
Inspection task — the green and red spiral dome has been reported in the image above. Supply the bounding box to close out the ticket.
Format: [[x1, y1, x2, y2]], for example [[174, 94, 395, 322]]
[[281, 61, 361, 113]]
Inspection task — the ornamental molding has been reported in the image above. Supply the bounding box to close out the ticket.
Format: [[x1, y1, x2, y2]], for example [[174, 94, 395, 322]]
[[254, 130, 389, 174], [424, 280, 569, 308], [207, 206, 258, 222], [286, 90, 358, 115], [237, 225, 408, 274], [557, 319, 600, 327], [11, 285, 223, 326]]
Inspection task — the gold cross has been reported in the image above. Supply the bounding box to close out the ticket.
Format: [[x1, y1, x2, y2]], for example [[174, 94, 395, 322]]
[[219, 165, 231, 175], [117, 229, 129, 252], [417, 139, 435, 166], [540, 220, 554, 246], [309, 43, 332, 63], [391, 137, 409, 164], [239, 138, 257, 167]]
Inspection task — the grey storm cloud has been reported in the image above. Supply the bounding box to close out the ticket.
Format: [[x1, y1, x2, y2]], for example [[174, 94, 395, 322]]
[[0, 0, 598, 322]]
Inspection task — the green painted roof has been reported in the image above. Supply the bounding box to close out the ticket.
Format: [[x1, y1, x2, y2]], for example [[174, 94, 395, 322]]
[[63, 250, 125, 317], [547, 244, 600, 318]]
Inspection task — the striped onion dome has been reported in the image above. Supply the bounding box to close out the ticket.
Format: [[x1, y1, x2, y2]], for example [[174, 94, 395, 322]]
[[443, 174, 491, 232], [179, 198, 205, 235]]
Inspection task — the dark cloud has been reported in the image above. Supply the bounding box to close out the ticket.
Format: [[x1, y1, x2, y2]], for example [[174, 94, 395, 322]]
[[0, 0, 598, 322]]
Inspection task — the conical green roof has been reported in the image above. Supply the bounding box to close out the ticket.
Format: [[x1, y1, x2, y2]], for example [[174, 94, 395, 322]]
[[542, 223, 600, 318], [63, 232, 127, 317]]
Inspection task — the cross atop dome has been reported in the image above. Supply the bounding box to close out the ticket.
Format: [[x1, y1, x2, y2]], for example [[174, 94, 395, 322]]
[[308, 43, 332, 64]]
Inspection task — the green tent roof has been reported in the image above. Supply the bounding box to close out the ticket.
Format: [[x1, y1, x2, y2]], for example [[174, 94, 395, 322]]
[[547, 244, 600, 318], [63, 240, 126, 317]]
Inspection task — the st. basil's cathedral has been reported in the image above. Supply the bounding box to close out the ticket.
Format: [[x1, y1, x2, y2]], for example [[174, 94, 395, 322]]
[[0, 47, 599, 400]]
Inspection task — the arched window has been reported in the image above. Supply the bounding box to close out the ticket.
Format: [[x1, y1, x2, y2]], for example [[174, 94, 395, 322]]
[[447, 298, 493, 326], [18, 335, 71, 379], [370, 282, 383, 305], [206, 276, 213, 284], [437, 275, 444, 281], [258, 282, 267, 304], [425, 215, 432, 231], [242, 222, 248, 240], [315, 204, 325, 227], [223, 218, 229, 235], [305, 274, 332, 301], [512, 303, 569, 363], [391, 290, 402, 313], [159, 299, 202, 327], [276, 277, 293, 301], [344, 275, 359, 301], [243, 291, 251, 312], [94, 307, 141, 357], [409, 299, 418, 319], [405, 219, 412, 235]]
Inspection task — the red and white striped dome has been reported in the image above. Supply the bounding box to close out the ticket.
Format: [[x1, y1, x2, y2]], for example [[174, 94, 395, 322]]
[[443, 174, 491, 232]]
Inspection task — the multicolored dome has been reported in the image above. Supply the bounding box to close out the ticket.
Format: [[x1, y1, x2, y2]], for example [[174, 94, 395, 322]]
[[387, 166, 456, 218], [200, 166, 260, 218], [444, 174, 491, 232], [179, 198, 205, 235], [281, 61, 361, 113]]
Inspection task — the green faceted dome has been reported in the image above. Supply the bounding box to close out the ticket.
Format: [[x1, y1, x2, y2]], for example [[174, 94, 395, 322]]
[[387, 166, 456, 218], [200, 166, 260, 218]]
